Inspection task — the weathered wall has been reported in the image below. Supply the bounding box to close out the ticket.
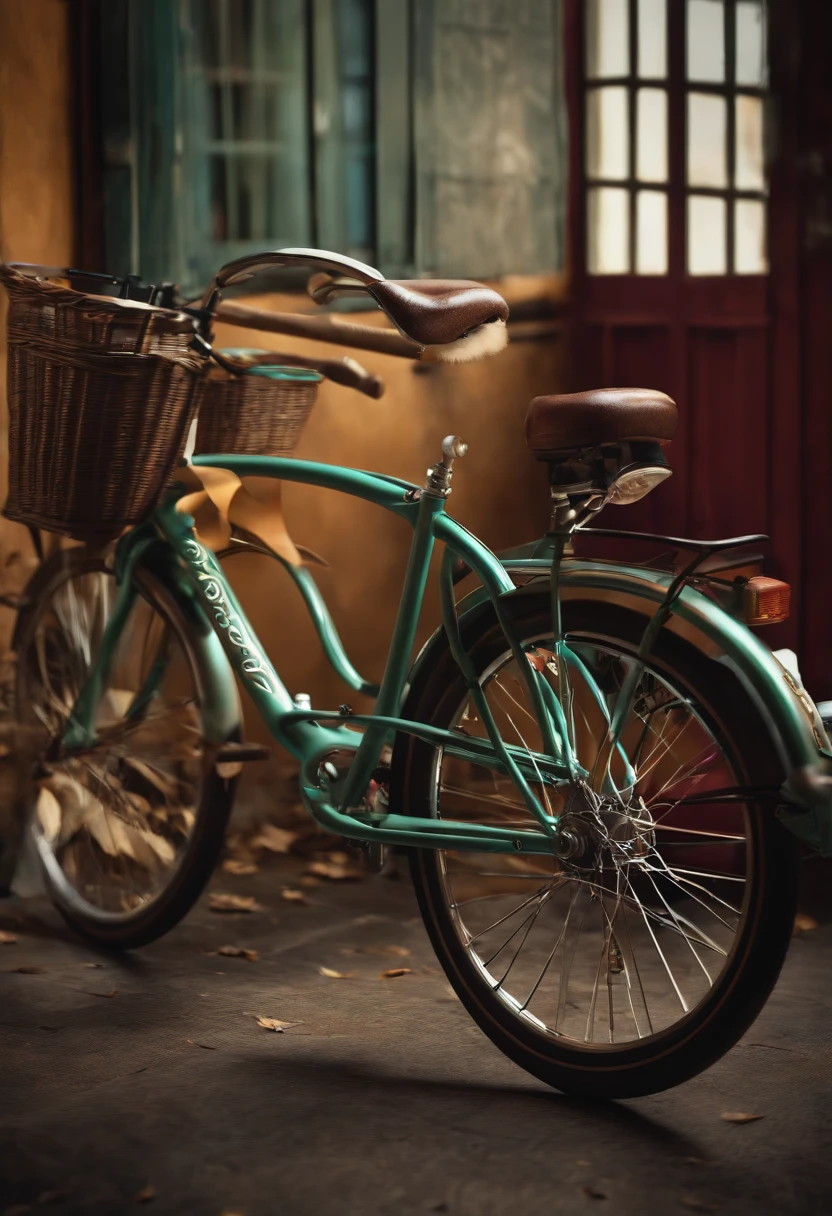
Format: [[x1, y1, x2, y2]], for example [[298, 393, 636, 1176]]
[[0, 2, 566, 772], [212, 295, 563, 747], [0, 0, 74, 569]]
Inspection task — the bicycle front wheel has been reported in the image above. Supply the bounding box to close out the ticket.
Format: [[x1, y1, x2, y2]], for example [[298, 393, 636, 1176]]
[[394, 593, 799, 1098], [15, 546, 241, 949]]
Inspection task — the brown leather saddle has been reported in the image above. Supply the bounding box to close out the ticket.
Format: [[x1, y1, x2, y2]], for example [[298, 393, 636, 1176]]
[[525, 388, 677, 459], [366, 280, 509, 346]]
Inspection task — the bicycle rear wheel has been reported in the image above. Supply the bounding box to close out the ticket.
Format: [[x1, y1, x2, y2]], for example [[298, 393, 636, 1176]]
[[15, 546, 241, 949], [393, 593, 799, 1098]]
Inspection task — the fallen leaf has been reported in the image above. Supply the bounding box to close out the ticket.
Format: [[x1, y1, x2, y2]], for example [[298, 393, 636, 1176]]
[[135, 1184, 156, 1202], [0, 930, 18, 944], [250, 824, 298, 854], [300, 875, 321, 888], [85, 989, 118, 998], [36, 785, 61, 842], [582, 1186, 607, 1200], [793, 913, 819, 935], [255, 1016, 302, 1033], [720, 1112, 763, 1124], [222, 858, 259, 876], [209, 945, 258, 962], [679, 1198, 718, 1213], [208, 893, 265, 914], [306, 860, 362, 882], [319, 966, 353, 979], [81, 962, 105, 969], [186, 1040, 217, 1050], [379, 968, 412, 979], [386, 945, 411, 958], [7, 965, 44, 975], [281, 888, 310, 905]]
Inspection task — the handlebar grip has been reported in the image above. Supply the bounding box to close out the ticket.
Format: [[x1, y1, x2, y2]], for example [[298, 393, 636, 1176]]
[[314, 355, 384, 399]]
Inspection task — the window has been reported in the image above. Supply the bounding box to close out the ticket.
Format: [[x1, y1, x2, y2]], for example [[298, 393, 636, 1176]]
[[686, 0, 767, 274], [99, 0, 383, 295], [94, 0, 567, 292], [582, 0, 768, 277]]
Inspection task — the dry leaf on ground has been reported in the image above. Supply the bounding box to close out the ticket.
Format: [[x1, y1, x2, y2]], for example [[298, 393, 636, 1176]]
[[379, 968, 412, 979], [250, 824, 298, 854], [306, 860, 362, 882], [186, 1040, 217, 1050], [582, 1186, 607, 1200], [209, 945, 258, 962], [222, 858, 259, 877], [85, 988, 118, 998], [135, 1183, 156, 1202], [793, 913, 819, 935], [386, 945, 411, 957], [255, 1016, 302, 1032], [319, 966, 353, 979], [81, 962, 105, 969], [720, 1111, 763, 1124], [0, 930, 18, 945], [7, 965, 44, 975], [300, 875, 321, 888], [208, 893, 265, 914], [281, 888, 310, 904]]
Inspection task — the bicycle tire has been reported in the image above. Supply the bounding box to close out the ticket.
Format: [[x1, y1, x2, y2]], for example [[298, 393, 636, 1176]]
[[14, 546, 241, 950], [392, 592, 800, 1098]]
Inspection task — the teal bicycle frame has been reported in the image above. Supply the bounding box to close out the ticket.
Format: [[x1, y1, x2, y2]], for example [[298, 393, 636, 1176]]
[[61, 452, 832, 860]]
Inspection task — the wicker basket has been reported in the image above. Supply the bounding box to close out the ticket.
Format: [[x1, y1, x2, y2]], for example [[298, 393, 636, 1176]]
[[1, 264, 206, 539], [4, 340, 205, 540], [0, 264, 197, 356], [195, 351, 321, 457]]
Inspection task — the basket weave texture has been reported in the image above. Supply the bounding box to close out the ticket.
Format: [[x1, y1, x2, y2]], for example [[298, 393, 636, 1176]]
[[1, 266, 205, 539], [195, 353, 319, 457]]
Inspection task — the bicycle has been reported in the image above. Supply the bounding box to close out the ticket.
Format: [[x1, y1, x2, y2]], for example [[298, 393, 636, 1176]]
[[11, 248, 832, 1099]]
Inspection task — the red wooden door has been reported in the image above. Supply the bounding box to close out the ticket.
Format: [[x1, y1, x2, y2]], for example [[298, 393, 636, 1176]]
[[564, 0, 773, 553]]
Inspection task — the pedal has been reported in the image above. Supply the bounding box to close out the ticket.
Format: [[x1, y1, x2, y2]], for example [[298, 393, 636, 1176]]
[[215, 741, 271, 778]]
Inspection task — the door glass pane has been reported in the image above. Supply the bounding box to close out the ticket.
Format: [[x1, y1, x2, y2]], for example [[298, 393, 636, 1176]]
[[588, 187, 630, 274], [688, 195, 727, 274], [687, 93, 727, 187], [735, 199, 767, 272], [735, 95, 765, 190], [637, 88, 668, 182], [687, 0, 725, 82], [636, 190, 668, 273], [638, 0, 667, 78], [586, 87, 629, 180], [586, 0, 629, 78], [736, 0, 767, 87]]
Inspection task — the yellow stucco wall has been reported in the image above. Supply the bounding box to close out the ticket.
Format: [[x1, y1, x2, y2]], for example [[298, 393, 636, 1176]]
[[0, 5, 565, 761]]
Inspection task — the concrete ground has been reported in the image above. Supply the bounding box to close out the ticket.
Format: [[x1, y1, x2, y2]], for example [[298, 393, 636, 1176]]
[[1, 854, 830, 1216]]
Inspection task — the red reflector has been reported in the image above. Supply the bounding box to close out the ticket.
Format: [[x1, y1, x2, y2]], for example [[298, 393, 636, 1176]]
[[743, 576, 790, 625]]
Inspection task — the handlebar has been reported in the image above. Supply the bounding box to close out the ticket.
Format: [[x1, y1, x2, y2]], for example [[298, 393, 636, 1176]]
[[202, 247, 385, 312], [215, 300, 422, 360], [232, 350, 384, 399]]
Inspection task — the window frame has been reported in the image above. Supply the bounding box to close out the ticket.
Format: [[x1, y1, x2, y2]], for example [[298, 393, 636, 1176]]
[[581, 0, 769, 279]]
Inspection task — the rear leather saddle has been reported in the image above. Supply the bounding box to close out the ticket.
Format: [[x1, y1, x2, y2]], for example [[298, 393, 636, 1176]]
[[525, 388, 677, 459]]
